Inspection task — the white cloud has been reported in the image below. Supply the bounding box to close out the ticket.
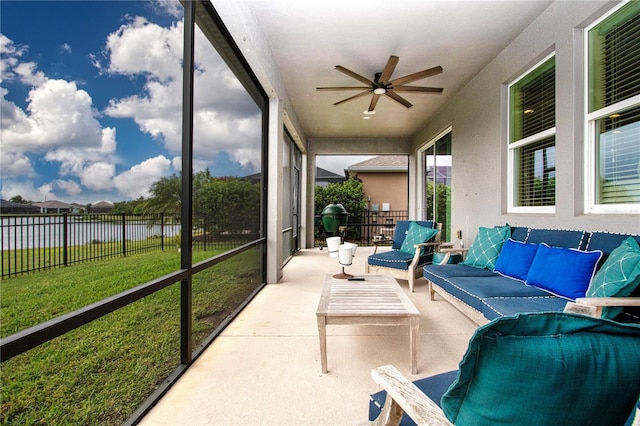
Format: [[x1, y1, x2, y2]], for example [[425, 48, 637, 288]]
[[0, 180, 56, 203], [152, 0, 183, 18], [105, 16, 183, 83], [79, 162, 116, 191], [103, 16, 262, 174], [113, 155, 171, 198], [1, 34, 125, 198], [0, 35, 26, 81], [1, 75, 114, 156], [0, 148, 35, 177], [171, 156, 181, 171], [53, 179, 82, 196], [2, 5, 265, 204]]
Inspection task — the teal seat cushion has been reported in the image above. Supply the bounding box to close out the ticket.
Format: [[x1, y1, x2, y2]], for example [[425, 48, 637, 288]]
[[368, 250, 415, 270], [586, 237, 640, 319], [399, 222, 438, 255], [462, 225, 511, 270], [441, 313, 640, 426]]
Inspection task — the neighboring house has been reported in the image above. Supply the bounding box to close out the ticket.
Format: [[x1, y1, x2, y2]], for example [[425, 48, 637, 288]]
[[90, 201, 114, 213], [347, 155, 408, 213], [246, 167, 343, 187], [0, 199, 40, 214], [33, 200, 72, 213], [427, 165, 451, 186], [315, 167, 345, 187], [69, 203, 86, 213]]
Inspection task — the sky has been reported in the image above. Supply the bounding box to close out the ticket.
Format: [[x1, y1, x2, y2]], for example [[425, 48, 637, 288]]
[[1, 0, 262, 205]]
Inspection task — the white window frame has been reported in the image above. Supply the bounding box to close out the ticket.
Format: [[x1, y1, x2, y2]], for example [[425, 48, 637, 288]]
[[584, 1, 640, 215], [417, 126, 452, 221], [507, 53, 556, 214]]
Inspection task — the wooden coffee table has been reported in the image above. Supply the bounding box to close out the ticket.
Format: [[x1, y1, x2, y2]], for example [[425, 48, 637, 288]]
[[316, 274, 420, 374]]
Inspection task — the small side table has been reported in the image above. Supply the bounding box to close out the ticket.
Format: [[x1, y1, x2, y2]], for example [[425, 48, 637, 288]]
[[435, 246, 469, 264]]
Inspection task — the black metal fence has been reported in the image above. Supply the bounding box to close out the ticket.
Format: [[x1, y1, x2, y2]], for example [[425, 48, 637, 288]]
[[315, 209, 409, 247], [1, 213, 258, 278]]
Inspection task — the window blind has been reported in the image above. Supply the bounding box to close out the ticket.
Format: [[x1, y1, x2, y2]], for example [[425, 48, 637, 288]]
[[516, 136, 556, 206], [589, 2, 640, 206], [589, 2, 640, 111], [597, 105, 640, 204], [510, 57, 555, 142]]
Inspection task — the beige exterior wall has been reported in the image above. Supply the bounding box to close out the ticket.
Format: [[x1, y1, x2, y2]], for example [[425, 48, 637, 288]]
[[352, 172, 408, 212]]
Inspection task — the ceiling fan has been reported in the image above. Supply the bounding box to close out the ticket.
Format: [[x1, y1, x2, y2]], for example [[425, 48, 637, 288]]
[[316, 55, 443, 113]]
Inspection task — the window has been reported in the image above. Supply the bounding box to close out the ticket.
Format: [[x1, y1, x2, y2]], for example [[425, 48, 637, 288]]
[[423, 129, 452, 241], [586, 1, 640, 213], [508, 55, 556, 212]]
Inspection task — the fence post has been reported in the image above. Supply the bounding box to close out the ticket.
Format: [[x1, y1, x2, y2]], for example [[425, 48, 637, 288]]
[[122, 213, 127, 256], [63, 213, 68, 267], [160, 213, 165, 251], [203, 214, 207, 251]]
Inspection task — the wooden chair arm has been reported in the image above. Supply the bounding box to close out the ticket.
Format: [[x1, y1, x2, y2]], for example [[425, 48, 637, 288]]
[[575, 297, 640, 307], [565, 297, 640, 318], [370, 365, 453, 426]]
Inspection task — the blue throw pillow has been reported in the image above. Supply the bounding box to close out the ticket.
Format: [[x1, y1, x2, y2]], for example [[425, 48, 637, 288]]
[[494, 239, 538, 281], [462, 226, 511, 270], [399, 222, 438, 255], [526, 244, 602, 300], [586, 237, 640, 319]]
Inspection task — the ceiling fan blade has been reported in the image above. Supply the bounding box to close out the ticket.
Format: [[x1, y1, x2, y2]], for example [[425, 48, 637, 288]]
[[317, 86, 371, 91], [385, 90, 413, 108], [378, 55, 399, 83], [335, 65, 374, 86], [389, 66, 443, 86], [333, 90, 371, 106], [368, 93, 381, 112], [392, 86, 444, 93]]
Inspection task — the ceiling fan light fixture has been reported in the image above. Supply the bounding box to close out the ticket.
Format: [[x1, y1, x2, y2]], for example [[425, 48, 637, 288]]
[[318, 56, 443, 113], [363, 110, 376, 115]]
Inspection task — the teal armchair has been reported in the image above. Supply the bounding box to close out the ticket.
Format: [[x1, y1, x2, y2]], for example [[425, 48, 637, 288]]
[[365, 221, 444, 292], [369, 312, 640, 426]]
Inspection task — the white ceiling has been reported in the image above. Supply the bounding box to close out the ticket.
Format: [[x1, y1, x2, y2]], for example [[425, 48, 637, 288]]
[[244, 0, 553, 139]]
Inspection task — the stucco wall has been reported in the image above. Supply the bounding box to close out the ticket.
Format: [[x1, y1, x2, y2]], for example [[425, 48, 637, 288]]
[[355, 172, 409, 212], [412, 0, 637, 246]]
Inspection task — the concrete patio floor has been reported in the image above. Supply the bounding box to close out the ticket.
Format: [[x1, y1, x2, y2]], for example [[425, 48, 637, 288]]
[[140, 247, 478, 425]]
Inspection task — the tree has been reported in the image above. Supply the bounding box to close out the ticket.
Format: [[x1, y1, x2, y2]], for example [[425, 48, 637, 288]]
[[9, 195, 31, 204], [426, 181, 451, 240], [197, 177, 261, 236], [315, 176, 366, 217], [144, 174, 182, 214], [315, 176, 366, 240]]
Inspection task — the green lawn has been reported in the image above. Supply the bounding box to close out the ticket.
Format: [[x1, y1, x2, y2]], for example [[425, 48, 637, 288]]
[[1, 247, 262, 425]]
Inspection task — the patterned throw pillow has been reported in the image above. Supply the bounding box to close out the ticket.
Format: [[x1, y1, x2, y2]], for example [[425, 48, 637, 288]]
[[399, 222, 439, 255], [462, 226, 511, 270], [586, 237, 640, 319]]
